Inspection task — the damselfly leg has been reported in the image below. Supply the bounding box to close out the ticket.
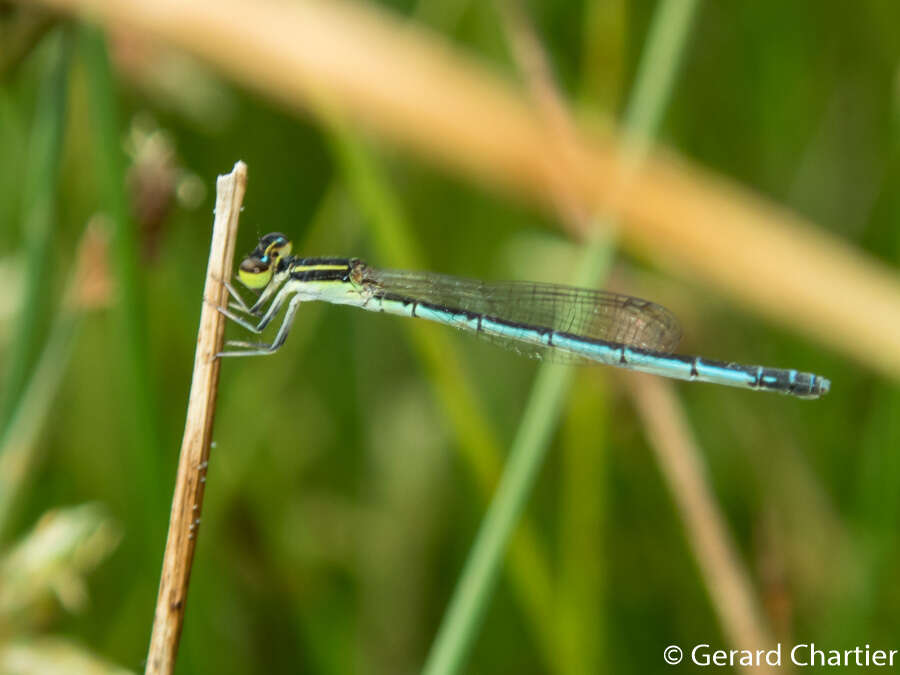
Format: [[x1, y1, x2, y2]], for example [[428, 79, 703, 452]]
[[223, 278, 256, 315], [217, 294, 303, 357]]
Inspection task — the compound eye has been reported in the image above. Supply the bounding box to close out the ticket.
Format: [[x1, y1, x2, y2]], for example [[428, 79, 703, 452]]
[[269, 239, 293, 260]]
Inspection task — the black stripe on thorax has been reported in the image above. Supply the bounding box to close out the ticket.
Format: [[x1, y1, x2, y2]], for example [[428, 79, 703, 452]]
[[288, 258, 353, 282]]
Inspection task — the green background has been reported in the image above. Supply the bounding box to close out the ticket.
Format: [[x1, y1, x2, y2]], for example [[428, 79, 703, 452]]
[[1, 0, 898, 673]]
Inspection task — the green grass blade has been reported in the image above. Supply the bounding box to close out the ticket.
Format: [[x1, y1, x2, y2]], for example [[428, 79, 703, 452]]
[[0, 222, 108, 538], [79, 26, 166, 539], [422, 0, 701, 672], [556, 372, 608, 674], [322, 112, 560, 667], [0, 29, 71, 433], [0, 297, 81, 538]]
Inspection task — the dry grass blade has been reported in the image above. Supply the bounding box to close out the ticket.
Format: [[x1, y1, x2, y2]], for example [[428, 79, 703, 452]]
[[497, 0, 594, 231], [497, 7, 778, 666], [626, 373, 775, 675], [145, 161, 245, 675], [27, 0, 900, 380]]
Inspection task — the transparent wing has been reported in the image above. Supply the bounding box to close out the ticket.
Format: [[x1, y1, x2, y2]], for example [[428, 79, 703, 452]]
[[367, 268, 682, 363]]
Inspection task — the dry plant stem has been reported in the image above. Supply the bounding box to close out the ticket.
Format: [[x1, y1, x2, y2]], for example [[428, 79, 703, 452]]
[[30, 0, 900, 379], [497, 0, 593, 232], [145, 161, 245, 675], [502, 6, 776, 658], [626, 373, 775, 675]]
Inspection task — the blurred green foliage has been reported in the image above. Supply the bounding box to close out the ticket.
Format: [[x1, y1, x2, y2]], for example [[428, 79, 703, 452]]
[[0, 0, 898, 673]]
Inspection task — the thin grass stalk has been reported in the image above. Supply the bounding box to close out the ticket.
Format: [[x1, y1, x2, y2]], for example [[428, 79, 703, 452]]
[[0, 222, 108, 538], [0, 28, 71, 436], [626, 375, 777, 675], [557, 372, 607, 674], [552, 3, 620, 670], [322, 112, 559, 667], [79, 25, 167, 538], [836, 138, 900, 640], [0, 9, 59, 77], [422, 1, 699, 672], [0, 313, 80, 536], [833, 389, 900, 639]]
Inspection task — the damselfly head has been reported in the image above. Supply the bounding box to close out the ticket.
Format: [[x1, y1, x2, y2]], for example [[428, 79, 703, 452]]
[[237, 232, 293, 289]]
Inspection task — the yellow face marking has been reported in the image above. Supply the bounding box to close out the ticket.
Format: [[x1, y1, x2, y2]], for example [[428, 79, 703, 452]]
[[238, 258, 274, 289]]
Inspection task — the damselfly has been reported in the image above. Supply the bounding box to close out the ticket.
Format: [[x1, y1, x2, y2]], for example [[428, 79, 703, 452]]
[[217, 233, 830, 399]]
